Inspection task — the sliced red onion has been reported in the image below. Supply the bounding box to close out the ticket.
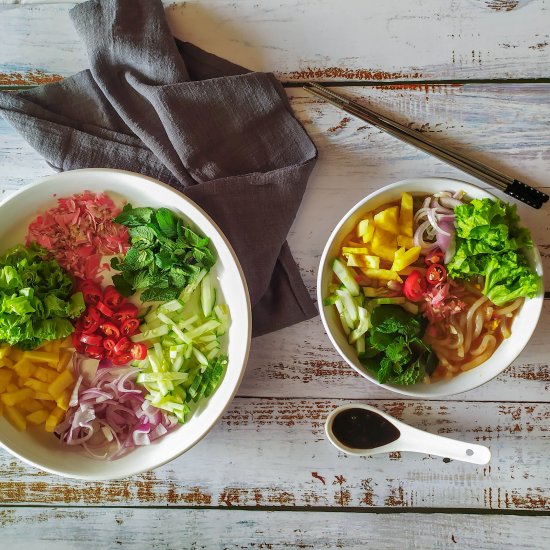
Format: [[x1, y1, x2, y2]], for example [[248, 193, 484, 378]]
[[439, 196, 464, 209], [55, 355, 178, 460], [427, 209, 451, 237]]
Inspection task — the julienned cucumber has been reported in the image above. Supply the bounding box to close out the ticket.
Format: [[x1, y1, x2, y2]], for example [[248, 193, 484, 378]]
[[332, 258, 360, 296], [131, 272, 230, 423]]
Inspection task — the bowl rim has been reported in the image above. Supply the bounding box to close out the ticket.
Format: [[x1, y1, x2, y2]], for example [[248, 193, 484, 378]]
[[317, 176, 544, 398], [0, 168, 252, 480]]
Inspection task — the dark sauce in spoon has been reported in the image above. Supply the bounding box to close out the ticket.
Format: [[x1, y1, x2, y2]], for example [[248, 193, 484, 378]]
[[331, 408, 400, 449]]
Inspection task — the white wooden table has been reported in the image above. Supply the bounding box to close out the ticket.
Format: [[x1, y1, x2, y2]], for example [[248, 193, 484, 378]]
[[1, 1, 549, 548]]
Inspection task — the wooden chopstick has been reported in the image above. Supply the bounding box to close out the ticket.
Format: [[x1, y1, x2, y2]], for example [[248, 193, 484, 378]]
[[303, 81, 549, 209]]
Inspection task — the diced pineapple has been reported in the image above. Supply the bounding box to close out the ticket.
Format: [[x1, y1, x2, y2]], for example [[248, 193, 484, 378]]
[[397, 234, 414, 249], [45, 406, 65, 433], [357, 216, 375, 243], [342, 247, 370, 256], [371, 227, 397, 262], [399, 192, 414, 237], [1, 388, 34, 407], [373, 206, 400, 235], [23, 350, 59, 366], [48, 370, 74, 399], [346, 254, 381, 269], [0, 346, 10, 359], [391, 246, 422, 272], [5, 406, 26, 431], [34, 366, 58, 383], [360, 268, 403, 282], [24, 378, 51, 394], [55, 389, 71, 411], [26, 409, 50, 426], [56, 349, 73, 372], [19, 398, 44, 414], [12, 358, 37, 379]]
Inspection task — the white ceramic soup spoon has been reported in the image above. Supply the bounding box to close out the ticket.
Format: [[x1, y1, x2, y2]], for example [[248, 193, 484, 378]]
[[325, 403, 491, 465]]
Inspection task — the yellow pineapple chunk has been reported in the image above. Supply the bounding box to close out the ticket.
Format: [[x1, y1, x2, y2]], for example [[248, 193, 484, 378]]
[[346, 254, 380, 269], [360, 268, 403, 283], [399, 192, 414, 237], [397, 234, 414, 249], [26, 409, 50, 426], [373, 206, 400, 235], [391, 246, 422, 272], [5, 406, 26, 431]]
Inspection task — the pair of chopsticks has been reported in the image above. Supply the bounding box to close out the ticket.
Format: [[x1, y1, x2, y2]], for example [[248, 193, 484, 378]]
[[303, 81, 549, 209]]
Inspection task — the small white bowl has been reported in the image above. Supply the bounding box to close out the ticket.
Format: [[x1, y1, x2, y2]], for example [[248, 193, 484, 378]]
[[317, 177, 544, 398], [0, 169, 252, 480]]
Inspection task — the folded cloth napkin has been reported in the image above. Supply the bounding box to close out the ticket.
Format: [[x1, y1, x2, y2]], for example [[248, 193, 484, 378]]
[[0, 0, 318, 337]]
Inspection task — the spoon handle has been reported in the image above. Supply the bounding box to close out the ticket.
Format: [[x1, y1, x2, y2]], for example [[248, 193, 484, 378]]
[[400, 429, 491, 465]]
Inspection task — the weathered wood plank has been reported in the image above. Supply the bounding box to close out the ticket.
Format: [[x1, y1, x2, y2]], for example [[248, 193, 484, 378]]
[[1, 0, 549, 84], [241, 301, 550, 401], [1, 399, 548, 509], [1, 507, 549, 550]]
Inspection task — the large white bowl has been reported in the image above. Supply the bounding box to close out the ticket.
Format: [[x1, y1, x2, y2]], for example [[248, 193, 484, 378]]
[[317, 177, 544, 398], [0, 169, 252, 480]]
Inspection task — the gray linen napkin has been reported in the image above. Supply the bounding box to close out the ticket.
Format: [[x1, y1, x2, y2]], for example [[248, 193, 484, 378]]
[[0, 0, 318, 336]]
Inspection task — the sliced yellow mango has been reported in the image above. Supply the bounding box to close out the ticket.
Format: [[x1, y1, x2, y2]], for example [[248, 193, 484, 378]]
[[391, 246, 421, 272], [346, 254, 380, 269], [374, 206, 400, 235], [399, 192, 414, 237]]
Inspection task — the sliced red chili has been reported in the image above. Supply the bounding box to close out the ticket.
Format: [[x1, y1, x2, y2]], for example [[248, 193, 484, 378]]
[[80, 306, 101, 332], [72, 331, 85, 353], [103, 287, 124, 309], [85, 345, 105, 360], [103, 337, 117, 351], [113, 304, 138, 323], [424, 249, 444, 266], [114, 337, 132, 355], [130, 343, 148, 361], [100, 322, 120, 339], [80, 332, 103, 346], [96, 300, 114, 318], [426, 263, 447, 286], [112, 353, 133, 366], [403, 270, 427, 302], [120, 317, 140, 337], [82, 284, 102, 306]]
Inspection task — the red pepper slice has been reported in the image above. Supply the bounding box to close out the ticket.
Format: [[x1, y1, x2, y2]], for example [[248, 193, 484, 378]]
[[120, 317, 140, 337], [424, 249, 444, 266], [80, 332, 103, 346], [426, 263, 447, 286], [96, 300, 114, 318], [80, 306, 102, 333], [112, 353, 133, 366], [113, 304, 139, 323], [114, 337, 132, 355], [100, 322, 120, 339], [130, 343, 148, 361], [403, 270, 427, 302], [103, 286, 124, 309], [81, 283, 102, 306], [85, 344, 105, 360], [103, 337, 117, 351]]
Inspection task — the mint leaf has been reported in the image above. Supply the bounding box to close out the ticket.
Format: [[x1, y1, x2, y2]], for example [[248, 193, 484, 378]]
[[112, 274, 134, 297], [141, 286, 179, 302], [156, 208, 178, 238], [129, 226, 156, 250], [114, 204, 154, 227], [124, 247, 154, 270]]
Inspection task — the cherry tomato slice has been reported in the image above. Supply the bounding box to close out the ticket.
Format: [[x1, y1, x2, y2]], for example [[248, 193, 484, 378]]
[[103, 287, 124, 309], [112, 353, 133, 366], [82, 283, 102, 306], [403, 270, 427, 302], [113, 304, 139, 323], [86, 345, 105, 360], [100, 322, 120, 339], [120, 317, 140, 337], [96, 300, 114, 318], [424, 249, 444, 266], [130, 343, 148, 361], [80, 332, 103, 346], [114, 337, 132, 355], [103, 337, 117, 351], [426, 263, 447, 286]]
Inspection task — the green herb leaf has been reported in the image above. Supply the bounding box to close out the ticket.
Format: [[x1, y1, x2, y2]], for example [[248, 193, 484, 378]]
[[156, 208, 178, 238], [141, 286, 179, 302]]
